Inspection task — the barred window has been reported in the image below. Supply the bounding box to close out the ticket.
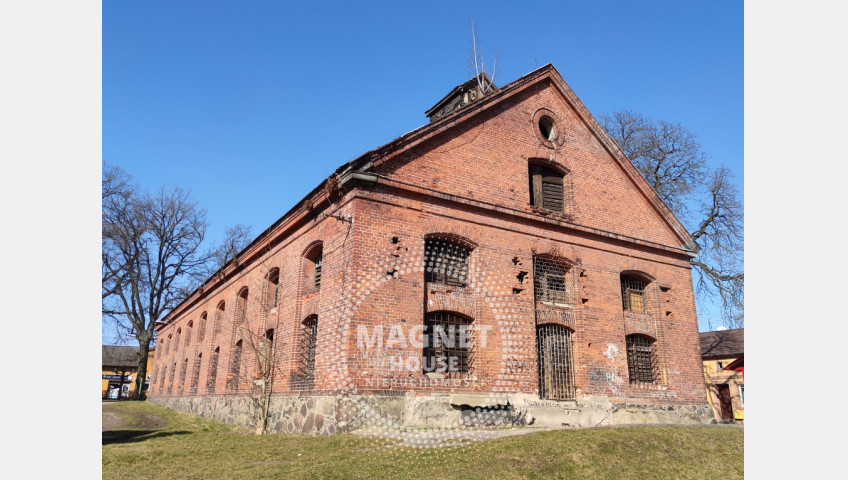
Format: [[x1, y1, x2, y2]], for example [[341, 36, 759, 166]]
[[529, 165, 564, 213], [621, 275, 647, 313], [266, 268, 280, 310], [227, 340, 243, 392], [314, 254, 323, 290], [533, 255, 572, 305], [298, 316, 318, 377], [424, 239, 470, 287], [625, 334, 657, 384], [423, 312, 473, 375], [175, 328, 181, 354], [206, 347, 220, 394], [536, 323, 575, 400]]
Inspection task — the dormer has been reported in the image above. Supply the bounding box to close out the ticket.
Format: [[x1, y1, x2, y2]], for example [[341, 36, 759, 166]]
[[424, 72, 497, 122]]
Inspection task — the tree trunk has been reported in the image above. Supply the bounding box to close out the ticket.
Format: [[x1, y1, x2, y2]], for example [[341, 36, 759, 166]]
[[132, 338, 152, 400]]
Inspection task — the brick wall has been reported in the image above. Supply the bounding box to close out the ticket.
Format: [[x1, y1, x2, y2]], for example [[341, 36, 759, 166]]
[[149, 66, 708, 414]]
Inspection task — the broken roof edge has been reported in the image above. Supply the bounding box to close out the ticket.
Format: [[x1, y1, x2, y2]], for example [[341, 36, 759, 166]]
[[423, 71, 497, 118]]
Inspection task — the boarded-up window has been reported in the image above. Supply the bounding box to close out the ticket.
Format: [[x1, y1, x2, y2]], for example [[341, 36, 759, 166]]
[[621, 275, 647, 313], [529, 165, 564, 213], [626, 334, 656, 384], [424, 239, 470, 287], [423, 312, 473, 375]]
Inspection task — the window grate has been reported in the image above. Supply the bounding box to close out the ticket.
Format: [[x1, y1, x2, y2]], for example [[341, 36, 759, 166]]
[[626, 334, 657, 384], [621, 276, 647, 313], [424, 239, 470, 287], [423, 312, 473, 375], [533, 256, 573, 305], [298, 316, 318, 381], [536, 324, 575, 400]]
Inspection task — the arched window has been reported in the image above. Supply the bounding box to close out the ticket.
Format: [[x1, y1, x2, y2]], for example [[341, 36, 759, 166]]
[[235, 288, 249, 325], [227, 340, 243, 392], [190, 353, 202, 394], [157, 366, 164, 393], [536, 323, 575, 400], [167, 361, 176, 395], [214, 301, 226, 337], [423, 312, 473, 375], [621, 274, 648, 313], [259, 328, 275, 371], [265, 268, 280, 311], [625, 334, 657, 384], [206, 347, 220, 394], [298, 316, 318, 378], [175, 328, 182, 354], [303, 243, 324, 293], [178, 358, 188, 394], [424, 238, 470, 287], [533, 255, 574, 305], [197, 312, 207, 344], [184, 321, 193, 348]]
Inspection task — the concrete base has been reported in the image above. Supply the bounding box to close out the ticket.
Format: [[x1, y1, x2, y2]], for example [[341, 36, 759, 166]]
[[150, 393, 713, 434]]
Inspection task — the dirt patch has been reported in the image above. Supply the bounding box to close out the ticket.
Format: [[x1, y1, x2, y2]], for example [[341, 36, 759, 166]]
[[102, 402, 167, 432]]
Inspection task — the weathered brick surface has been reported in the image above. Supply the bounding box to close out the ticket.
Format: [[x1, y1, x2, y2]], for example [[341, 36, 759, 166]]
[[149, 65, 708, 426]]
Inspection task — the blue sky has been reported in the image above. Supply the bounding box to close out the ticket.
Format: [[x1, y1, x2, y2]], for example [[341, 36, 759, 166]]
[[103, 0, 743, 336]]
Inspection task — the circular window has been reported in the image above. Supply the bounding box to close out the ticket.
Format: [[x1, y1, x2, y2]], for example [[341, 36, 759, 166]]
[[532, 108, 565, 149], [538, 115, 557, 142]]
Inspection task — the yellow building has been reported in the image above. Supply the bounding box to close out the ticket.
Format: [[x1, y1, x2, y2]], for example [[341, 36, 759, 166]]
[[700, 328, 744, 424], [102, 345, 155, 399]]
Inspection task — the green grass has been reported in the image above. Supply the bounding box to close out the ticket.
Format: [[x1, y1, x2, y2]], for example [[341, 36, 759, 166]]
[[102, 402, 742, 479]]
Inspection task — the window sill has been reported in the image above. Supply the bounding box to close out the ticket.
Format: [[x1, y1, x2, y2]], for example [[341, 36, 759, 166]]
[[540, 301, 573, 309]]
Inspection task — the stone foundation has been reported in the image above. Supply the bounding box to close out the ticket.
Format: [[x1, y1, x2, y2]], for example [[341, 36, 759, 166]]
[[150, 393, 713, 434]]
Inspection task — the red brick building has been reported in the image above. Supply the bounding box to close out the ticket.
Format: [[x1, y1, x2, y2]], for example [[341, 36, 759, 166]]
[[149, 64, 712, 433]]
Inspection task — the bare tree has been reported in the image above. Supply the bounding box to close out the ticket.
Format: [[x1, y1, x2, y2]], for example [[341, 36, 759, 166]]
[[219, 259, 283, 434], [467, 18, 498, 95], [600, 111, 744, 327], [102, 163, 251, 399]]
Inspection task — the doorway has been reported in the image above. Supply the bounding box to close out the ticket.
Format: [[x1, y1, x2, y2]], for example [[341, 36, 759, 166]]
[[536, 324, 575, 400]]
